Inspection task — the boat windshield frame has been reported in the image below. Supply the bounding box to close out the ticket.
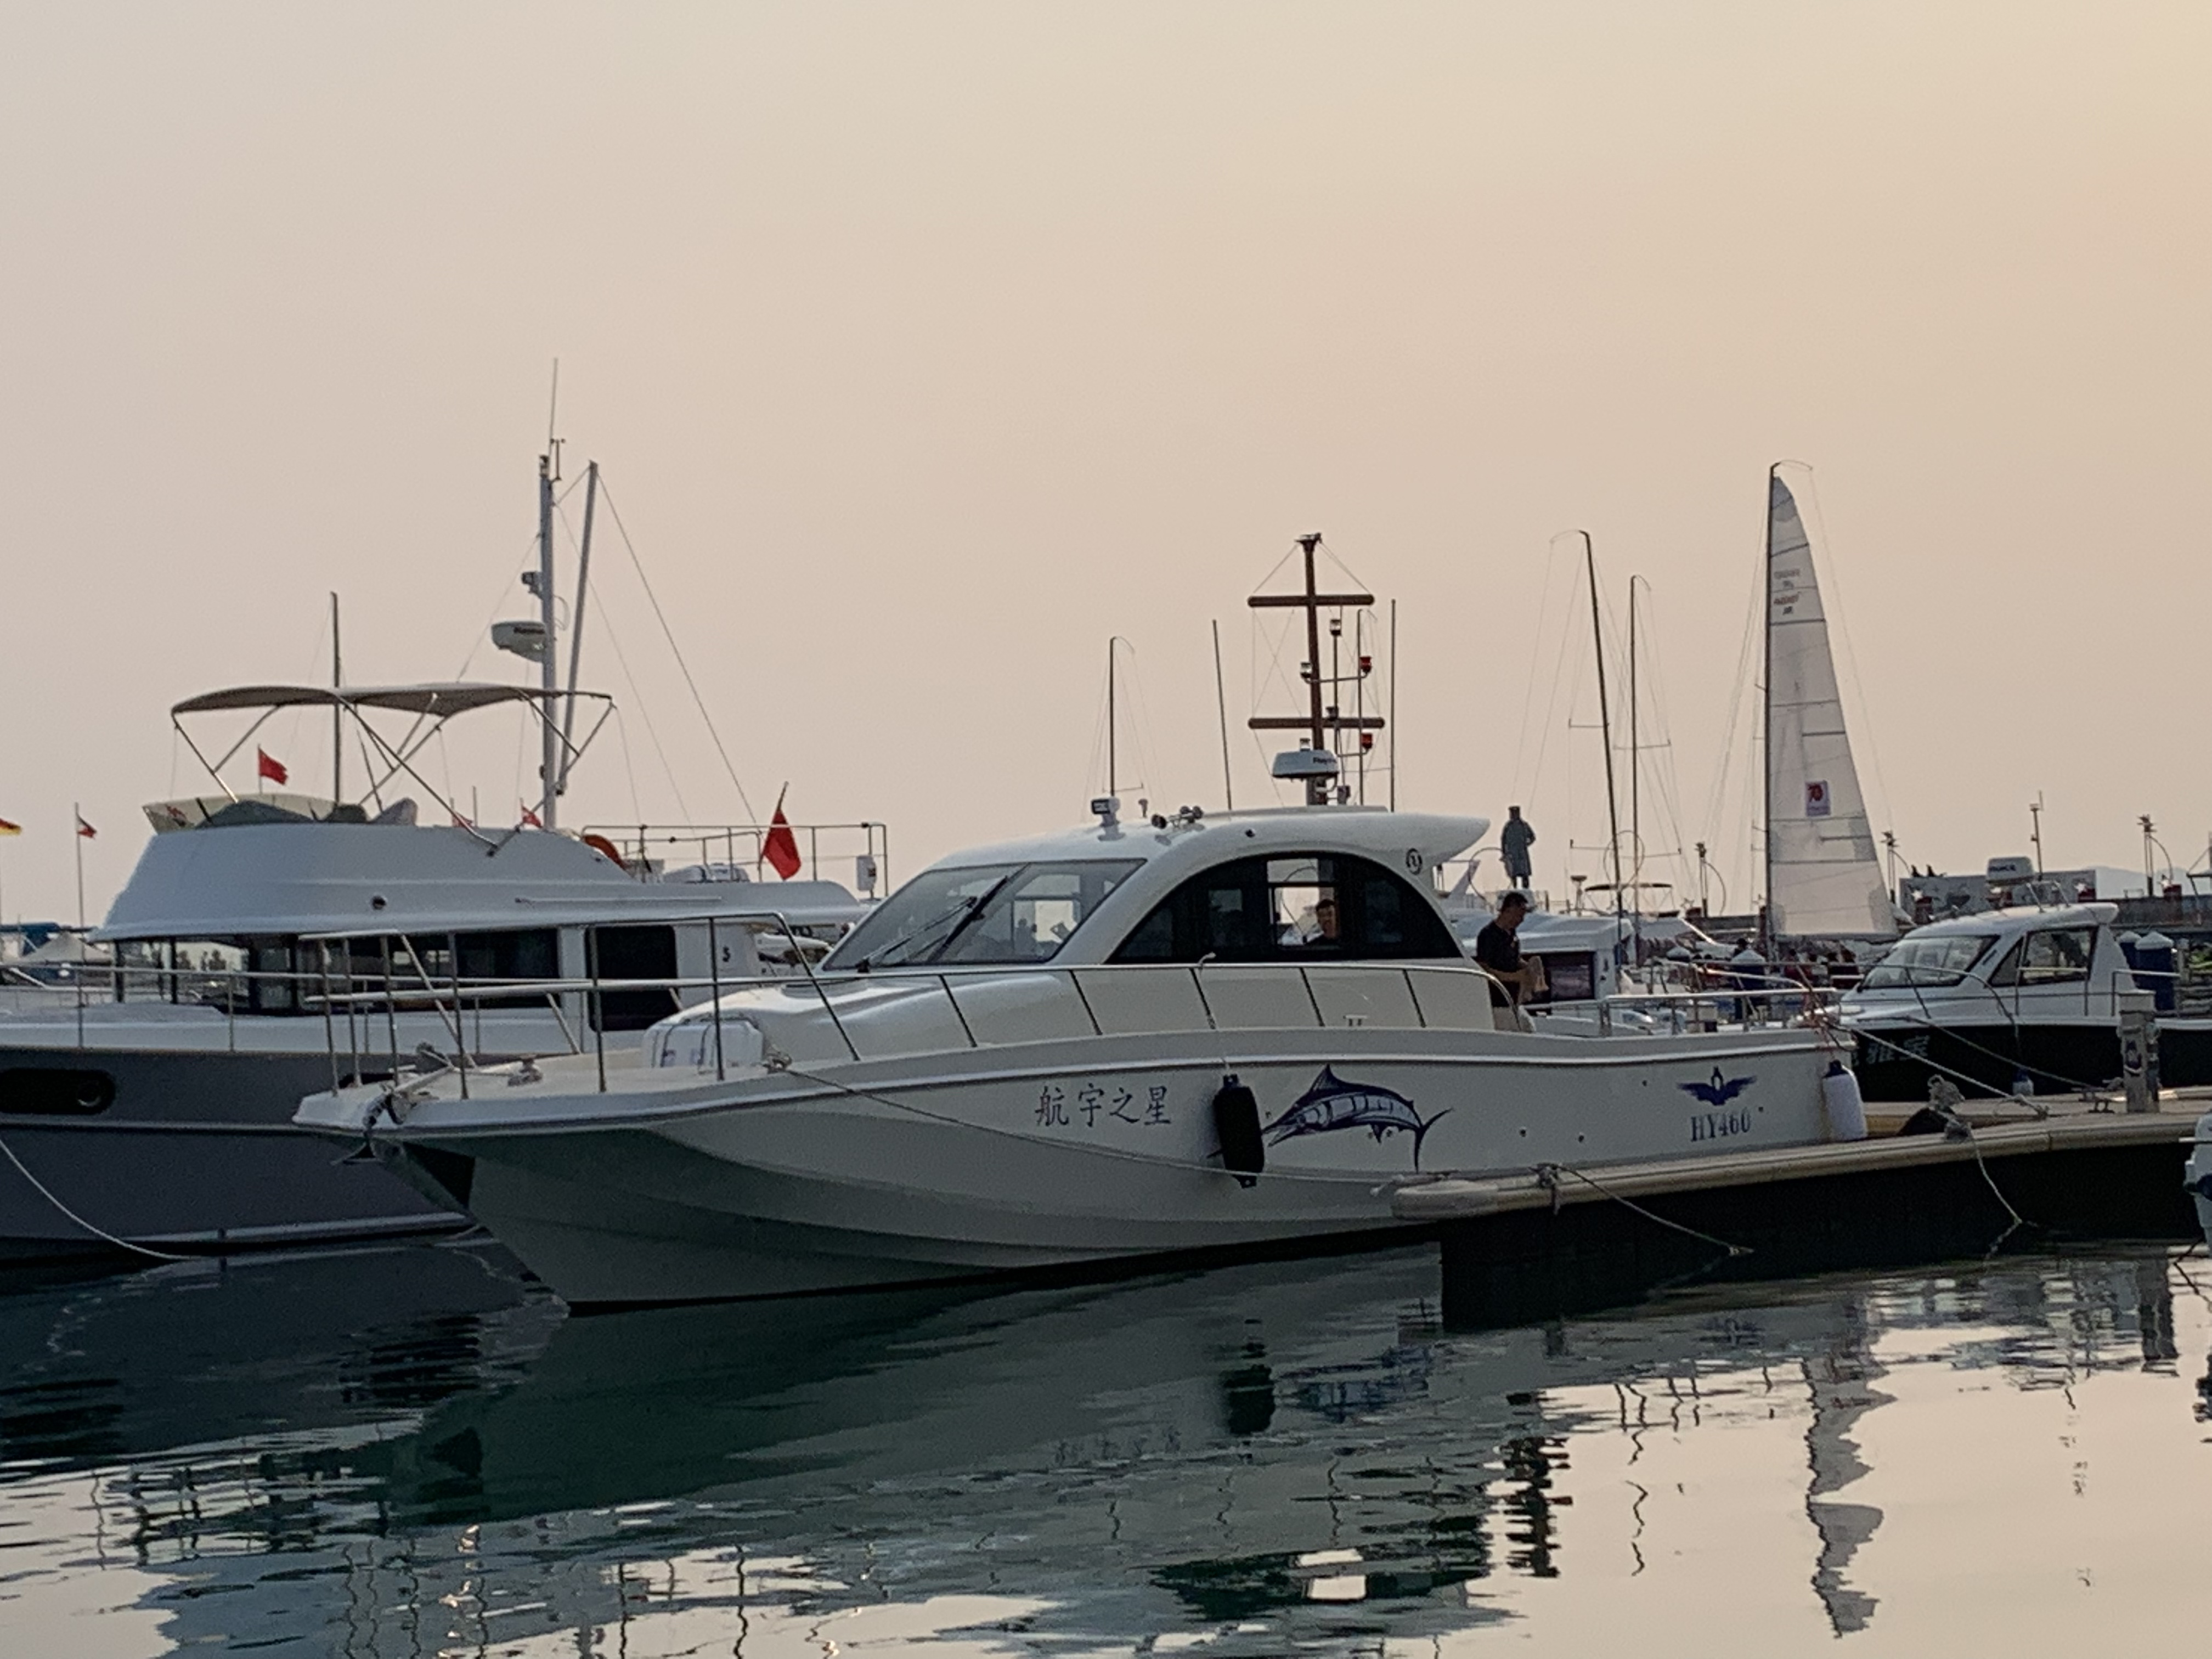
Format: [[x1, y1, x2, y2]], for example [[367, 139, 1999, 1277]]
[[826, 859, 1144, 970], [1860, 932, 1999, 990]]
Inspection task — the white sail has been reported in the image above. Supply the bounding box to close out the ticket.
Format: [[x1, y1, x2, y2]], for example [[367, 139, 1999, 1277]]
[[1765, 475, 1894, 938]]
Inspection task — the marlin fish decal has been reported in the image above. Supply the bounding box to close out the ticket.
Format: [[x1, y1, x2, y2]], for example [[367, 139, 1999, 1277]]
[[1680, 1068, 1754, 1108], [1262, 1067, 1446, 1170]]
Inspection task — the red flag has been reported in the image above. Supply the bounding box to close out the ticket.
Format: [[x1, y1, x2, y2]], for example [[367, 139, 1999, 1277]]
[[76, 815, 97, 839], [257, 748, 289, 786], [450, 810, 473, 830], [519, 803, 543, 828], [763, 788, 801, 880]]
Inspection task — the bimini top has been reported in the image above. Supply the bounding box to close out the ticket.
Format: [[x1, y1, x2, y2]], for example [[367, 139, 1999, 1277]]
[[172, 683, 596, 719]]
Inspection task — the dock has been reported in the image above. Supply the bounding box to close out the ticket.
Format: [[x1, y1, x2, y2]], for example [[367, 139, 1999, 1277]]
[[1396, 1096, 2208, 1330]]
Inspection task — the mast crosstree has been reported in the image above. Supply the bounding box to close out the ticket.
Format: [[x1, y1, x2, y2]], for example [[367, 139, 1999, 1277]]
[[1247, 533, 1382, 807]]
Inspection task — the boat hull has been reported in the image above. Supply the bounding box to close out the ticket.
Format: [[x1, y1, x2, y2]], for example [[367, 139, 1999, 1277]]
[[1853, 1017, 2212, 1102], [0, 1043, 466, 1257], [360, 1029, 1834, 1304]]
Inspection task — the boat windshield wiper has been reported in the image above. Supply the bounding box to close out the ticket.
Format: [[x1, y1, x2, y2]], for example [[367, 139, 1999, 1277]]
[[924, 872, 1015, 965], [855, 874, 1014, 972]]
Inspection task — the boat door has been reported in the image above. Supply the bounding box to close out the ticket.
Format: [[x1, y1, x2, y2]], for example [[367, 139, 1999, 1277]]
[[1986, 920, 2100, 1022]]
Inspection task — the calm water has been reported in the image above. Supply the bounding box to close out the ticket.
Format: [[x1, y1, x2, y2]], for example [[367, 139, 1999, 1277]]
[[2, 1239, 2209, 1658]]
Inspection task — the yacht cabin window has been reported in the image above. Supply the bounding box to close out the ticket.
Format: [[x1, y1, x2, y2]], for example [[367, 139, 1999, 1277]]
[[1987, 927, 2096, 988], [1110, 853, 1459, 964], [590, 924, 680, 1031], [826, 861, 1144, 969], [1860, 933, 1995, 990], [110, 929, 563, 1016]]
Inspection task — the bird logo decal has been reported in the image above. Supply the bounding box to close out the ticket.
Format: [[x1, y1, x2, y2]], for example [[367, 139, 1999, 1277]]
[[1680, 1068, 1754, 1108], [1262, 1066, 1446, 1170]]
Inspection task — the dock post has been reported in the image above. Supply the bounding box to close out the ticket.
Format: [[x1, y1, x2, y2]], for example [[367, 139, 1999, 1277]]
[[2118, 990, 2157, 1113]]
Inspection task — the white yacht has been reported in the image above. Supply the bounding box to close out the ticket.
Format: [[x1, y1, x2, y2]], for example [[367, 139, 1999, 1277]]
[[1833, 900, 2212, 1100], [0, 682, 871, 1257], [299, 797, 1846, 1306]]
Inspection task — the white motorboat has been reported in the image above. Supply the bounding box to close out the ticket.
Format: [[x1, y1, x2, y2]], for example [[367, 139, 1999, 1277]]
[[1833, 900, 2212, 1101], [301, 798, 1843, 1305]]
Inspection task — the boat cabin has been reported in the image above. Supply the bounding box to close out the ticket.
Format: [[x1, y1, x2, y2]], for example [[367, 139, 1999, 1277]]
[[820, 804, 1485, 974]]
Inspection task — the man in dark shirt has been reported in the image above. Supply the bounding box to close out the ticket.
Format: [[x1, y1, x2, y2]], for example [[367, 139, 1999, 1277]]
[[1474, 891, 1544, 1007]]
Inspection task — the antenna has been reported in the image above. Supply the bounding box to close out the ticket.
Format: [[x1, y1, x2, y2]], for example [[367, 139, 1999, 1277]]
[[1211, 620, 1234, 811], [2029, 792, 2045, 876], [557, 461, 599, 800], [535, 445, 559, 829], [329, 592, 343, 805], [545, 360, 562, 481], [1106, 636, 1128, 802], [1388, 599, 1398, 811]]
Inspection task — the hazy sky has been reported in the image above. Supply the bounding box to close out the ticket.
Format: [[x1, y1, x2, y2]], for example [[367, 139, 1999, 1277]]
[[3, 2, 2206, 923]]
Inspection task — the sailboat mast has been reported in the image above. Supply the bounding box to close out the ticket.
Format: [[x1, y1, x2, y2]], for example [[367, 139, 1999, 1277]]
[[1762, 462, 1777, 952], [1628, 576, 1640, 919], [536, 450, 558, 830], [1581, 533, 1624, 921]]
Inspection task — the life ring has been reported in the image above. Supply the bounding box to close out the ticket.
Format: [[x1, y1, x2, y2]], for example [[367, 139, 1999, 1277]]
[[581, 832, 628, 872]]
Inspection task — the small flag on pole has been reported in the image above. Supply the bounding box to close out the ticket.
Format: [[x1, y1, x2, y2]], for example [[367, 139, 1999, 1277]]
[[257, 748, 289, 786], [0, 816, 21, 837], [450, 810, 473, 830], [520, 803, 543, 828], [76, 814, 97, 839], [763, 786, 802, 880]]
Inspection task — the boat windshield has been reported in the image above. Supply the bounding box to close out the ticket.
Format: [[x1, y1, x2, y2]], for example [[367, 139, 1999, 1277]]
[[826, 860, 1144, 969], [1861, 933, 1996, 989]]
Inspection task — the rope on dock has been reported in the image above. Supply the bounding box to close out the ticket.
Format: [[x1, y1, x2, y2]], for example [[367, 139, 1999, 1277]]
[[0, 1131, 193, 1262], [1534, 1161, 1752, 1257]]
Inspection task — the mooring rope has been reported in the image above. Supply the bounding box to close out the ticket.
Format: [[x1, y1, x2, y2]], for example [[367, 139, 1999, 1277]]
[[1534, 1161, 1752, 1257], [0, 1131, 193, 1262]]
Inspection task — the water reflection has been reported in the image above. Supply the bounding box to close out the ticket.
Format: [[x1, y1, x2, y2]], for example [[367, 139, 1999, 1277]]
[[2, 1239, 2209, 1656]]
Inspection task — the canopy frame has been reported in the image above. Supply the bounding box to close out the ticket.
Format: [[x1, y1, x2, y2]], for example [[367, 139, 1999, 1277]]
[[168, 683, 616, 842]]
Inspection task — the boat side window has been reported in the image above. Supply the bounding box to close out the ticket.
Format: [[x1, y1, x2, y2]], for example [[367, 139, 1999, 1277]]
[[455, 928, 561, 1008], [245, 936, 299, 1014], [590, 925, 681, 1031], [2007, 927, 2095, 987], [1110, 853, 1458, 964], [171, 940, 248, 1007], [114, 940, 168, 1002]]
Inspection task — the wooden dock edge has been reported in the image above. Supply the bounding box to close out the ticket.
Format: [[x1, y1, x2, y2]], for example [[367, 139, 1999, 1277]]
[[1407, 1109, 2205, 1331], [1393, 1111, 2200, 1222]]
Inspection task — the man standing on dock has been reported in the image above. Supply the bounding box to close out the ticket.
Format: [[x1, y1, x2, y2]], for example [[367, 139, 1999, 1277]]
[[1501, 806, 1536, 894], [1475, 891, 1545, 1009]]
